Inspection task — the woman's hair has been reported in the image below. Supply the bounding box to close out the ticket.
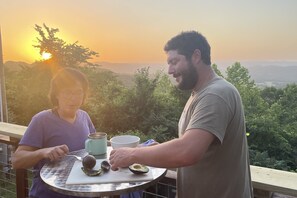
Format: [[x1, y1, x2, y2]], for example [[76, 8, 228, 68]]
[[49, 67, 89, 106], [164, 31, 211, 65]]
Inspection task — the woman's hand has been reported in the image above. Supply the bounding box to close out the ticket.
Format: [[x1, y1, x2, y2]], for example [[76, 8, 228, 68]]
[[43, 144, 69, 161], [12, 144, 69, 169]]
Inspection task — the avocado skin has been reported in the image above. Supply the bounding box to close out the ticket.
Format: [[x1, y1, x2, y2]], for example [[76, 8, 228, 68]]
[[129, 163, 149, 174], [101, 160, 111, 172], [81, 167, 102, 176]]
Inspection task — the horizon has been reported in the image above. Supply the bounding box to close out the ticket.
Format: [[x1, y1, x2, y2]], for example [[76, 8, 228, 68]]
[[4, 59, 297, 76], [1, 0, 297, 68]]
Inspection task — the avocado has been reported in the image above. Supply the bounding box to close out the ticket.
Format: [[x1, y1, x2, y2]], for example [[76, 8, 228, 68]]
[[129, 163, 149, 174], [82, 155, 96, 170], [101, 160, 111, 172], [81, 167, 102, 176]]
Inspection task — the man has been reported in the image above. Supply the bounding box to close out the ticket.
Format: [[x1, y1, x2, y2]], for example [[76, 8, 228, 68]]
[[109, 31, 253, 198]]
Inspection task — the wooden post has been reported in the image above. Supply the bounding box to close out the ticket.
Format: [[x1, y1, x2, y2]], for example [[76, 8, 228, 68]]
[[12, 138, 29, 198], [253, 188, 272, 198], [16, 169, 28, 198]]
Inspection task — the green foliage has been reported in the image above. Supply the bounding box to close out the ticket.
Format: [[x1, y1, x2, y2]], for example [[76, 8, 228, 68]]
[[249, 150, 290, 171], [260, 86, 284, 107], [211, 64, 224, 77], [5, 64, 52, 125], [276, 84, 297, 125], [226, 62, 268, 116], [69, 66, 186, 143], [84, 67, 185, 142], [224, 62, 296, 171]]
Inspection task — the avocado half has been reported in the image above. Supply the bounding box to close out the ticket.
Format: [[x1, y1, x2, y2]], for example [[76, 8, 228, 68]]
[[81, 157, 111, 176], [129, 163, 149, 174], [81, 167, 102, 176]]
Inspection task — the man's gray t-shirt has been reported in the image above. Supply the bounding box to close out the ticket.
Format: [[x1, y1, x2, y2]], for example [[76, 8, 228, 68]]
[[177, 77, 253, 198]]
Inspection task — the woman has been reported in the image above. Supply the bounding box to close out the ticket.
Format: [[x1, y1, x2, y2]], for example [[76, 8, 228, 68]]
[[12, 67, 96, 198]]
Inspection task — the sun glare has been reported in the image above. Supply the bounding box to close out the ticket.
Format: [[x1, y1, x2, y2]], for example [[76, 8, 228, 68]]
[[41, 51, 52, 60]]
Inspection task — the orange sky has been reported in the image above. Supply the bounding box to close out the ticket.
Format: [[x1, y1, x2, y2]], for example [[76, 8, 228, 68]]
[[1, 0, 297, 66]]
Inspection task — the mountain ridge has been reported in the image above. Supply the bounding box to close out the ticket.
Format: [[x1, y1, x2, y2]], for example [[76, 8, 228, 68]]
[[4, 61, 297, 86]]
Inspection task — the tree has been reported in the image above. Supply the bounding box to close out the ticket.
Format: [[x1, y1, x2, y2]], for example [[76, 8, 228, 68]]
[[5, 65, 51, 124], [225, 62, 268, 119], [260, 87, 284, 107], [212, 64, 224, 78], [224, 62, 294, 170], [33, 24, 99, 69], [224, 63, 297, 171], [82, 66, 130, 133], [5, 24, 100, 124], [272, 84, 297, 170], [83, 67, 186, 142]]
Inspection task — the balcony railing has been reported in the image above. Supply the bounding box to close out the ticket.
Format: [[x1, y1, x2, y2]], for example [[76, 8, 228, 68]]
[[1, 122, 297, 198]]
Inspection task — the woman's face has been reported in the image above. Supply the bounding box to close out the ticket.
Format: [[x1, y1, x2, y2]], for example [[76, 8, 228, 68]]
[[56, 81, 84, 116]]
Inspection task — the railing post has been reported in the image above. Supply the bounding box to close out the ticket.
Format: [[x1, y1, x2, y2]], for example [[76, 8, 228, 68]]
[[253, 188, 273, 198], [16, 169, 28, 198], [9, 137, 29, 198]]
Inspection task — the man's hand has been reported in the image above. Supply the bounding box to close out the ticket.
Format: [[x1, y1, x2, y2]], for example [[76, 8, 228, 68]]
[[109, 147, 135, 171]]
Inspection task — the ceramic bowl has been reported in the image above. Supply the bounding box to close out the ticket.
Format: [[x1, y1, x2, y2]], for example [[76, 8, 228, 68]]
[[110, 135, 140, 149]]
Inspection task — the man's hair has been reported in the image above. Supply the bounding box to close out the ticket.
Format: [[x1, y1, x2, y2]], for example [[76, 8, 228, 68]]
[[164, 31, 211, 65], [49, 67, 89, 106]]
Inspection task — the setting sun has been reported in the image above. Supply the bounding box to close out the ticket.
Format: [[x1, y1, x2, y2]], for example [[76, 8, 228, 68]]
[[41, 51, 52, 60]]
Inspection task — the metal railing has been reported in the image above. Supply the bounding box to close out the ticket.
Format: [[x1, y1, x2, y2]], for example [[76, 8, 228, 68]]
[[0, 144, 16, 198], [0, 143, 33, 198], [143, 180, 176, 198]]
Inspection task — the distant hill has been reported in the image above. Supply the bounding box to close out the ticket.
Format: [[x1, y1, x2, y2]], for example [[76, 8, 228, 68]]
[[247, 65, 297, 83], [4, 61, 297, 87], [96, 61, 166, 74], [238, 61, 297, 87], [98, 61, 297, 86], [3, 61, 32, 71]]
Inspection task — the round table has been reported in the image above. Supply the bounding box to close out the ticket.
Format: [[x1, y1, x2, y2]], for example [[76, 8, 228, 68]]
[[40, 147, 167, 197]]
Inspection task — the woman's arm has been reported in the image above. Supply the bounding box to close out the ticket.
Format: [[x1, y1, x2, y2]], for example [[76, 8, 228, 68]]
[[12, 144, 69, 169]]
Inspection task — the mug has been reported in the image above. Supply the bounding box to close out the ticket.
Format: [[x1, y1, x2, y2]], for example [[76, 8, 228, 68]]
[[85, 132, 107, 155]]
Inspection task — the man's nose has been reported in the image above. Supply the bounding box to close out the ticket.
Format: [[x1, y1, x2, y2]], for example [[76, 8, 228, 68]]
[[168, 65, 175, 75]]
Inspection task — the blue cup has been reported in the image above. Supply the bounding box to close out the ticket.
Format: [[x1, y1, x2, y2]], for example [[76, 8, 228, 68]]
[[85, 132, 107, 155]]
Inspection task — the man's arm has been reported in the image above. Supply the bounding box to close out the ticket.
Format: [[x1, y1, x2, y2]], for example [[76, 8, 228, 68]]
[[109, 129, 215, 170]]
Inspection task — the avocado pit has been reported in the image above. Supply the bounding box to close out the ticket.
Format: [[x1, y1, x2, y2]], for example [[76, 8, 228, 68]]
[[82, 155, 96, 170]]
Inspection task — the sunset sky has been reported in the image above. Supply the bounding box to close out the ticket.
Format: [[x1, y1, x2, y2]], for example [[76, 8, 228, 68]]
[[1, 0, 297, 68]]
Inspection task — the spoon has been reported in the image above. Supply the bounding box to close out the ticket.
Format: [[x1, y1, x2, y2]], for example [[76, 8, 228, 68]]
[[66, 154, 82, 161]]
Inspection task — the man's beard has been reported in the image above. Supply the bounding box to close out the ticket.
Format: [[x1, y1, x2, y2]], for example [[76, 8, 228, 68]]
[[177, 62, 198, 90]]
